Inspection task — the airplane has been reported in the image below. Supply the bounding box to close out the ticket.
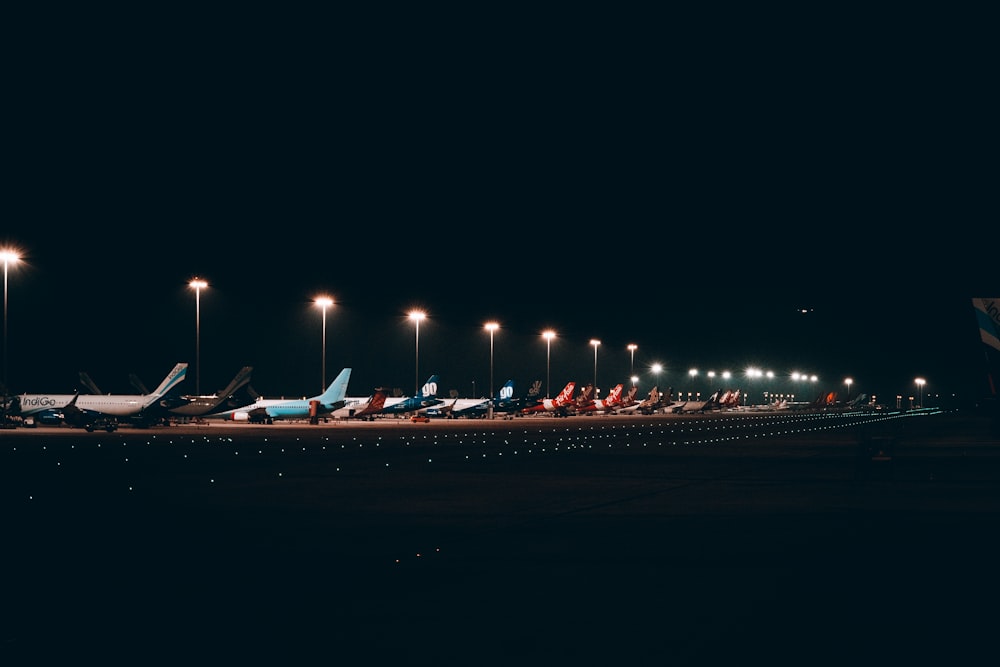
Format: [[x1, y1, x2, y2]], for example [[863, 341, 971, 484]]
[[421, 395, 461, 418], [446, 379, 543, 419], [845, 392, 869, 409], [972, 298, 1000, 431], [571, 384, 595, 413], [576, 383, 625, 414], [168, 366, 256, 419], [12, 362, 189, 431], [717, 389, 742, 409], [210, 367, 352, 423], [617, 385, 678, 415], [521, 381, 577, 417], [608, 385, 639, 413], [378, 375, 443, 416], [328, 387, 390, 420], [670, 389, 722, 413]]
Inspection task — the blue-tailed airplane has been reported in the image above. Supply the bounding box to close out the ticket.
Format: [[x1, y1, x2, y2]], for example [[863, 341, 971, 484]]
[[378, 375, 442, 416], [442, 379, 543, 419], [210, 367, 351, 423]]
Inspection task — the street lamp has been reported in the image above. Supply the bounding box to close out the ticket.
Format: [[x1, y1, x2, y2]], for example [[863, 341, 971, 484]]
[[844, 377, 853, 402], [408, 310, 425, 396], [2, 249, 20, 397], [627, 344, 637, 385], [652, 363, 663, 397], [590, 339, 600, 395], [915, 377, 925, 408], [485, 321, 499, 419], [315, 296, 334, 392], [189, 278, 208, 396], [542, 330, 556, 398]]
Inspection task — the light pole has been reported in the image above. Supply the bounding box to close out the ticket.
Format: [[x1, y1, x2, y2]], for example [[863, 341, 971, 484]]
[[915, 377, 925, 408], [652, 363, 663, 400], [627, 344, 637, 385], [409, 310, 425, 396], [844, 377, 853, 403], [316, 296, 334, 392], [189, 278, 208, 396], [543, 330, 555, 398], [485, 321, 498, 419], [590, 339, 600, 396], [2, 249, 20, 397]]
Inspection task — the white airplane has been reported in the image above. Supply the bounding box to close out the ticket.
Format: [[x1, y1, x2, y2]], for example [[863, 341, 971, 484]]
[[521, 381, 577, 416], [327, 388, 390, 420], [616, 385, 678, 415], [425, 379, 518, 419], [575, 383, 624, 414], [13, 362, 189, 431], [169, 366, 256, 419], [210, 368, 351, 423], [671, 389, 722, 413]]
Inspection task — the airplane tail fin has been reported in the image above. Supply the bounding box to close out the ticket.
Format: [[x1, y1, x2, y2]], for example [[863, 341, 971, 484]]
[[217, 366, 254, 398], [79, 372, 102, 394], [973, 298, 1000, 396], [317, 368, 352, 406], [130, 373, 150, 395], [420, 375, 440, 398], [526, 380, 542, 398], [142, 363, 188, 408], [497, 379, 515, 402], [556, 382, 576, 404]]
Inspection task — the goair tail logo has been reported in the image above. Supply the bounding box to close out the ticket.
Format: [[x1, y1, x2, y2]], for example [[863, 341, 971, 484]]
[[421, 381, 438, 397], [499, 384, 514, 401]]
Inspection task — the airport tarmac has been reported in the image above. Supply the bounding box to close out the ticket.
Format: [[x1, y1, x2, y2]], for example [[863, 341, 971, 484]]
[[3, 409, 999, 664]]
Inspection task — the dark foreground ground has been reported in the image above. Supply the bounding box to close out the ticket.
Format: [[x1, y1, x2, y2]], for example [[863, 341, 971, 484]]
[[3, 409, 1000, 665]]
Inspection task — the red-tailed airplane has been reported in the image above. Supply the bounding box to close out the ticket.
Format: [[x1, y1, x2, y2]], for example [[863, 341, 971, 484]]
[[612, 385, 639, 413], [576, 383, 624, 414], [521, 381, 576, 417]]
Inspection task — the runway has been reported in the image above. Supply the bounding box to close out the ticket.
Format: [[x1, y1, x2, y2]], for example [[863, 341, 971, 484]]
[[3, 409, 999, 664]]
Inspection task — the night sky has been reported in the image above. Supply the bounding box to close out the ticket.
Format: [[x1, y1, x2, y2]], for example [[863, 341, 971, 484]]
[[3, 7, 995, 405]]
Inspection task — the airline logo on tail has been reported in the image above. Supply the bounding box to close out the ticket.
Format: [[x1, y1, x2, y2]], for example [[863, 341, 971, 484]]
[[555, 382, 575, 404], [974, 298, 1000, 353]]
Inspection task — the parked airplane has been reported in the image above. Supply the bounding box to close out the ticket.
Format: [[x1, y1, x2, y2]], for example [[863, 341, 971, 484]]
[[521, 381, 577, 416], [379, 375, 442, 416], [609, 385, 640, 413], [328, 388, 389, 420], [211, 367, 351, 423], [617, 385, 676, 415], [169, 366, 256, 419], [717, 389, 742, 409], [425, 380, 514, 418], [13, 362, 189, 430], [671, 389, 722, 413], [571, 384, 595, 413], [576, 383, 625, 414], [845, 392, 869, 409], [446, 379, 543, 419]]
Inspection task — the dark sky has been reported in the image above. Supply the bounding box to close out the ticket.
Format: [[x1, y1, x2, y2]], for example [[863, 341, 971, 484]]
[[3, 7, 995, 405]]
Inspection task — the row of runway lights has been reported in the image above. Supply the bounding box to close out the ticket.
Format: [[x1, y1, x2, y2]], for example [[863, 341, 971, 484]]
[[6, 409, 936, 565], [6, 409, 922, 487]]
